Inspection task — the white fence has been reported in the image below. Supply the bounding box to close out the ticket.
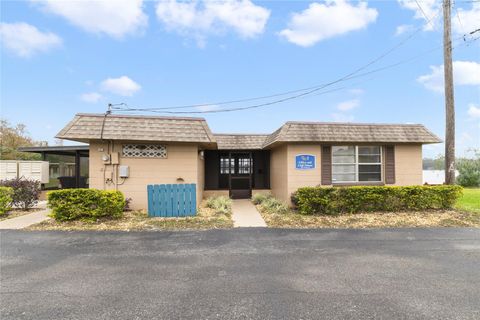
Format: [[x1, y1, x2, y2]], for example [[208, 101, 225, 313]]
[[0, 161, 49, 183], [423, 170, 459, 185]]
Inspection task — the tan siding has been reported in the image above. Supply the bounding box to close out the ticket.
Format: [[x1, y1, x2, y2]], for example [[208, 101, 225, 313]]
[[197, 151, 205, 202], [89, 141, 200, 210], [394, 144, 423, 185], [287, 144, 322, 203], [269, 145, 288, 203]]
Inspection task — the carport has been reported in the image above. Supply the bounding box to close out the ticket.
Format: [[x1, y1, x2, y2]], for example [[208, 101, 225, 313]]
[[18, 145, 89, 189]]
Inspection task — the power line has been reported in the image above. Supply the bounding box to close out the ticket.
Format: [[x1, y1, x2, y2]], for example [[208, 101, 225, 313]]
[[414, 0, 437, 30], [112, 9, 445, 114], [112, 33, 477, 115]]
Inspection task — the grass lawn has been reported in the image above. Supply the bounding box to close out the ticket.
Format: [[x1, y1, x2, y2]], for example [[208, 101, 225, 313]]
[[456, 188, 480, 213], [28, 201, 233, 231]]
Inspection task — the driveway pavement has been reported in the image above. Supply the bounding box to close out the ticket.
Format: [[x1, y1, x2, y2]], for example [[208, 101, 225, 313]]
[[1, 228, 479, 320]]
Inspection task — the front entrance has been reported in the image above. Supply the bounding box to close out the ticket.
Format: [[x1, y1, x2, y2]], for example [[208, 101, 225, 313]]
[[203, 149, 270, 199], [227, 152, 252, 199]]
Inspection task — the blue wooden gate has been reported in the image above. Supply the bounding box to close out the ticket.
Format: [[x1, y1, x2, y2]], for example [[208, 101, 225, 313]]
[[147, 184, 197, 217]]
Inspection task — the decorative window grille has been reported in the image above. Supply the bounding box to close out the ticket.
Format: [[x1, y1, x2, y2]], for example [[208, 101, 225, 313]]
[[122, 144, 167, 158]]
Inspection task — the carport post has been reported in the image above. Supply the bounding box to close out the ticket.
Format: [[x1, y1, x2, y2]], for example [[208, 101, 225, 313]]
[[75, 150, 81, 188]]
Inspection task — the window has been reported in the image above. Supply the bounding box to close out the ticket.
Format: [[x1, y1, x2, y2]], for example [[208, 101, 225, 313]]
[[220, 156, 234, 174], [238, 157, 252, 174], [332, 146, 382, 183], [122, 144, 167, 158]]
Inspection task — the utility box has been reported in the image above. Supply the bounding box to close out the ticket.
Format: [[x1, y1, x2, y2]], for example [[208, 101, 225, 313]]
[[0, 161, 49, 183], [119, 165, 129, 178]]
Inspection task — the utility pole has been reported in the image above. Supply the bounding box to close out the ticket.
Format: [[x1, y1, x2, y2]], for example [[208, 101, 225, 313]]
[[443, 0, 455, 184]]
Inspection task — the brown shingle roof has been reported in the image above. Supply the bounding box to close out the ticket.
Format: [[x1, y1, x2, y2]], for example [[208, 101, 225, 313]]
[[213, 134, 268, 150], [262, 121, 441, 148], [56, 113, 216, 144], [57, 114, 441, 148]]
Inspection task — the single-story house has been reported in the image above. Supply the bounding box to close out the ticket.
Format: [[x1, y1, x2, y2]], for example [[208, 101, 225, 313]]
[[55, 113, 441, 210]]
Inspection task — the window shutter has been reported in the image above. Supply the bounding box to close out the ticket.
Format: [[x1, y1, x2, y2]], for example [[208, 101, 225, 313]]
[[321, 146, 332, 185], [384, 145, 396, 184]]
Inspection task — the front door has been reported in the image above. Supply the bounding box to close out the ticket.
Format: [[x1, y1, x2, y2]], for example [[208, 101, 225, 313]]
[[229, 152, 252, 199]]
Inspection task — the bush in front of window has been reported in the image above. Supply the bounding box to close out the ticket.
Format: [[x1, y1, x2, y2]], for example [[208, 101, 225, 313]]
[[48, 189, 125, 221], [291, 185, 463, 215]]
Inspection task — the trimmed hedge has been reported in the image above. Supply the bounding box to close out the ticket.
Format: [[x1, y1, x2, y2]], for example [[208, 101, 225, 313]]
[[291, 185, 463, 215], [48, 189, 125, 221], [0, 187, 13, 215]]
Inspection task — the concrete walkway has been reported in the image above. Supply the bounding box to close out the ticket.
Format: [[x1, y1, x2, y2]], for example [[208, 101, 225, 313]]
[[231, 199, 267, 228], [0, 209, 50, 230]]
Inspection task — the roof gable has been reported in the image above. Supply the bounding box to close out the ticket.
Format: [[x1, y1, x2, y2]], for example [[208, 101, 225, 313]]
[[56, 113, 216, 144], [262, 121, 441, 148]]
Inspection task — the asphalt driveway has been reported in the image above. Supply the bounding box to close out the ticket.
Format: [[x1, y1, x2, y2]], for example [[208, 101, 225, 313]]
[[1, 228, 479, 320]]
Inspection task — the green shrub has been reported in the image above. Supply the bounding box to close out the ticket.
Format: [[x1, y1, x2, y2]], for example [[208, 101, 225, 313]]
[[0, 187, 13, 215], [252, 193, 289, 214], [0, 178, 40, 211], [48, 189, 125, 221], [456, 157, 480, 187], [292, 185, 463, 215], [259, 197, 289, 214], [205, 195, 232, 215], [251, 192, 272, 205]]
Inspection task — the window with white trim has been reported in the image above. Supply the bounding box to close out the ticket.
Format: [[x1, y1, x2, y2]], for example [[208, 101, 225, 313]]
[[332, 146, 382, 183]]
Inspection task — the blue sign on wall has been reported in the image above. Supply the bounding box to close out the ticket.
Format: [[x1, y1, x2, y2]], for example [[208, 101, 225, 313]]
[[295, 154, 316, 170]]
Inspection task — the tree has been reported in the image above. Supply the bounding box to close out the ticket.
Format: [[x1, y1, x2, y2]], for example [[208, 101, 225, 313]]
[[0, 119, 42, 160], [456, 149, 480, 187]]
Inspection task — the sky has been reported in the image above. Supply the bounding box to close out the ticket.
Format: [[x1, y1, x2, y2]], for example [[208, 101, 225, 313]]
[[1, 0, 479, 158]]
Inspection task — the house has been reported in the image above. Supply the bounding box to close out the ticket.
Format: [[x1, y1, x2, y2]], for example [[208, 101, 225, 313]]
[[52, 113, 441, 210]]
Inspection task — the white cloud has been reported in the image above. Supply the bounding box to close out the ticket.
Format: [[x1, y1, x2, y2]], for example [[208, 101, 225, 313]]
[[468, 104, 480, 119], [331, 113, 354, 122], [101, 76, 141, 96], [81, 92, 103, 103], [417, 61, 480, 92], [278, 1, 378, 47], [397, 0, 440, 31], [337, 99, 360, 111], [453, 3, 480, 35], [0, 22, 61, 57], [395, 24, 414, 36], [34, 0, 147, 39], [156, 0, 270, 45]]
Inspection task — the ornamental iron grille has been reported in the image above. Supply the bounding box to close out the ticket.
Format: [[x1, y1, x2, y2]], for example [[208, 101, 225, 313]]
[[122, 144, 167, 158]]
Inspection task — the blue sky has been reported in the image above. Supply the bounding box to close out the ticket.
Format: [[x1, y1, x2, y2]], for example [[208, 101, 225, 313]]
[[1, 0, 479, 158]]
